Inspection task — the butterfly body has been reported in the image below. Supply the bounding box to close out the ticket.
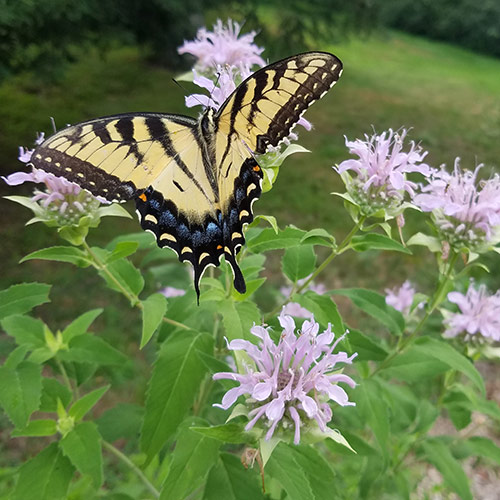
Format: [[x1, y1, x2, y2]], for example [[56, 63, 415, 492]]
[[28, 52, 343, 298]]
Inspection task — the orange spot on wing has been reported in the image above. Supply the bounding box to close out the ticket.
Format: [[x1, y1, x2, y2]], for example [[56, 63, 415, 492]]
[[217, 245, 223, 250], [253, 165, 261, 172], [139, 193, 147, 202]]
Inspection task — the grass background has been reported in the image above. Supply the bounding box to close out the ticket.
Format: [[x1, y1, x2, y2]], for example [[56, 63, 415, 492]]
[[0, 30, 499, 325]]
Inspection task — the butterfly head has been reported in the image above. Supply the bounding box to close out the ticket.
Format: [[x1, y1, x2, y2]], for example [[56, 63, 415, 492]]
[[200, 107, 216, 141]]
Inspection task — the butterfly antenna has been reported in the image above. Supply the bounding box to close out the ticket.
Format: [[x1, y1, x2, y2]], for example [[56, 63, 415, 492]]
[[172, 78, 206, 109], [50, 117, 57, 134]]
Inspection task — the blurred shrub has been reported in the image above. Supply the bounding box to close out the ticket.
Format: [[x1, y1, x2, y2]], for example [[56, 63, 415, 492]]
[[380, 0, 500, 58]]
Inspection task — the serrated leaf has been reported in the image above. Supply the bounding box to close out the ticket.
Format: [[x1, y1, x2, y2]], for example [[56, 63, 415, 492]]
[[140, 293, 167, 348], [141, 331, 213, 462], [191, 422, 253, 444], [282, 246, 316, 282], [20, 246, 92, 267], [420, 438, 472, 500], [13, 442, 74, 500], [61, 309, 103, 343], [1, 314, 46, 349], [98, 257, 144, 298], [4, 345, 29, 369], [60, 421, 103, 487], [219, 299, 261, 342], [69, 386, 110, 422], [332, 288, 404, 335], [159, 418, 220, 500], [203, 453, 265, 500], [0, 283, 51, 319], [351, 233, 411, 254], [96, 403, 145, 442], [40, 378, 72, 412], [12, 419, 57, 437], [60, 335, 127, 366], [0, 361, 42, 428], [106, 241, 139, 264]]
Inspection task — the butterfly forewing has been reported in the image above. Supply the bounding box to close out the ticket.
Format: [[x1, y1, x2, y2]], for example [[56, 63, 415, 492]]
[[215, 52, 343, 154]]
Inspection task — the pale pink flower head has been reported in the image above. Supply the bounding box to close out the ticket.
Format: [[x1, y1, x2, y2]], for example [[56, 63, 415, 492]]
[[159, 286, 186, 298], [444, 284, 500, 342], [178, 19, 266, 71], [3, 167, 102, 226], [213, 310, 357, 445], [185, 63, 253, 111], [334, 129, 430, 217], [385, 280, 417, 315], [414, 160, 500, 250]]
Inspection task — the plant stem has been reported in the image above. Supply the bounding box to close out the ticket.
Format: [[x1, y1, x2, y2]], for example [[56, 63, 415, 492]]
[[56, 358, 73, 394], [265, 217, 366, 320], [102, 441, 160, 498], [81, 240, 189, 330]]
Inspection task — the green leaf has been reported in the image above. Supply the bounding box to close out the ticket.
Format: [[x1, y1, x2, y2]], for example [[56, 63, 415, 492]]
[[407, 232, 442, 252], [69, 386, 110, 422], [141, 331, 213, 462], [140, 293, 167, 348], [61, 309, 103, 343], [0, 361, 42, 428], [1, 314, 46, 349], [356, 379, 389, 457], [96, 203, 132, 218], [96, 403, 145, 442], [60, 421, 103, 487], [219, 300, 261, 342], [253, 214, 278, 233], [160, 418, 221, 500], [40, 378, 72, 413], [414, 337, 485, 396], [203, 453, 266, 500], [20, 246, 92, 267], [246, 226, 305, 253], [12, 419, 57, 437], [0, 283, 51, 319], [462, 437, 500, 465], [332, 288, 405, 335], [106, 241, 139, 264], [351, 233, 411, 253], [13, 442, 74, 500], [4, 345, 29, 369], [191, 422, 253, 444], [300, 228, 336, 247], [293, 291, 344, 333], [381, 344, 449, 382], [266, 443, 337, 500], [341, 328, 388, 361], [282, 245, 316, 282], [420, 438, 472, 500], [60, 335, 127, 366], [98, 257, 144, 298]]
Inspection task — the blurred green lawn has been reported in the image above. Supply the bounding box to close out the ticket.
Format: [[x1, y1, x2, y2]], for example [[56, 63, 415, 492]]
[[1, 31, 499, 319]]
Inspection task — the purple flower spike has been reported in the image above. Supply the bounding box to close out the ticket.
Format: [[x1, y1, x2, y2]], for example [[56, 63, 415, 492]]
[[178, 19, 266, 71], [414, 160, 500, 249], [385, 280, 417, 315], [213, 310, 357, 445], [444, 284, 500, 342], [334, 129, 430, 216]]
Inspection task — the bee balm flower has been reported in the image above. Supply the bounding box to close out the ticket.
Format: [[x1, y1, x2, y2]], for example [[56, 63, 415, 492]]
[[213, 311, 357, 445]]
